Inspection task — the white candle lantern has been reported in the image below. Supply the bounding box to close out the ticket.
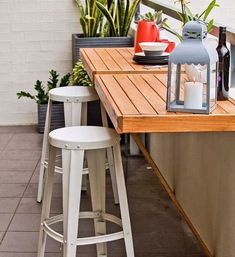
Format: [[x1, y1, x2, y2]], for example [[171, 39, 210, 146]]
[[166, 20, 218, 114]]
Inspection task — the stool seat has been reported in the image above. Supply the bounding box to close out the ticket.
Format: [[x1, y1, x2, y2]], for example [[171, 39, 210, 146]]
[[49, 86, 99, 103], [49, 126, 120, 150]]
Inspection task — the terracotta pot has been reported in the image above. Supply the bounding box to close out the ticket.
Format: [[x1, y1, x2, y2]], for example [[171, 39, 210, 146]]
[[134, 20, 160, 53]]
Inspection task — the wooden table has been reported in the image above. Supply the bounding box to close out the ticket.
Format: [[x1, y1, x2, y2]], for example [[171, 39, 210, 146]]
[[80, 47, 168, 81], [81, 47, 235, 257], [95, 73, 235, 134]]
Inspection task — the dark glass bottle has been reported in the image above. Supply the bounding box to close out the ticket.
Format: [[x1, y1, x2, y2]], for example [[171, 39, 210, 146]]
[[216, 27, 230, 100]]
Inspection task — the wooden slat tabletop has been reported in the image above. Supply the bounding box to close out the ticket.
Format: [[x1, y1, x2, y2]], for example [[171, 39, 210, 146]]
[[95, 74, 235, 133], [80, 48, 168, 81]]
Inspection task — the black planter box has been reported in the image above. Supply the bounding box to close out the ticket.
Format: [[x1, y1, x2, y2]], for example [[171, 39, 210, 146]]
[[72, 33, 134, 65], [37, 103, 65, 133]]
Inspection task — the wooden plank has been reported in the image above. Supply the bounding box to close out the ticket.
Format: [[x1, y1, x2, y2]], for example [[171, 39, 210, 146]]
[[113, 74, 157, 115], [94, 48, 121, 71], [104, 48, 134, 71], [218, 100, 235, 114], [95, 76, 122, 130], [131, 133, 212, 257], [97, 75, 139, 115], [141, 74, 168, 101], [82, 48, 108, 71], [117, 48, 139, 70], [121, 115, 235, 133], [212, 104, 227, 114], [127, 74, 169, 115], [80, 49, 96, 81]]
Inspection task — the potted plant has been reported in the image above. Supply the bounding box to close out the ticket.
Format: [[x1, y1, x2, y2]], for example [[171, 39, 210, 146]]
[[163, 0, 219, 41], [72, 0, 140, 64], [17, 70, 70, 133]]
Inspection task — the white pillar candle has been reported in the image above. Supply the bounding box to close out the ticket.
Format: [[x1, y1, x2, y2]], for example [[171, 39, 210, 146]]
[[184, 81, 203, 109]]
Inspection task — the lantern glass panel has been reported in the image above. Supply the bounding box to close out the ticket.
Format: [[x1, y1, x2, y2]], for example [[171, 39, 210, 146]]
[[209, 63, 217, 108], [168, 63, 186, 107]]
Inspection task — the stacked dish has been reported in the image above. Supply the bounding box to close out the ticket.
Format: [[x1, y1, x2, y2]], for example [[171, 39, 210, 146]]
[[133, 42, 169, 65]]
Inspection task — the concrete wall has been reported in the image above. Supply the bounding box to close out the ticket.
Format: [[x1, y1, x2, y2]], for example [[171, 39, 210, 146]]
[[149, 132, 235, 257], [0, 0, 80, 125]]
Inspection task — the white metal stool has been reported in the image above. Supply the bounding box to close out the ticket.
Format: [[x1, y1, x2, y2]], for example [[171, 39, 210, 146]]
[[37, 126, 135, 257], [37, 86, 119, 204]]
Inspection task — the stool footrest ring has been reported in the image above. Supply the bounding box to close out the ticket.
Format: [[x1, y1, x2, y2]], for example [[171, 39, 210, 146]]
[[43, 212, 124, 245]]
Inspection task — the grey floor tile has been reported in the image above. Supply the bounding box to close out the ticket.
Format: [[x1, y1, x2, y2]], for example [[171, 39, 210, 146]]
[[16, 198, 42, 214], [0, 134, 12, 151], [0, 232, 4, 242], [0, 171, 32, 183], [30, 169, 62, 184], [23, 183, 62, 198], [0, 150, 41, 161], [6, 134, 42, 150], [0, 159, 38, 172], [0, 231, 61, 252], [0, 254, 36, 257], [0, 184, 26, 197], [0, 214, 13, 231], [8, 214, 41, 232], [131, 212, 182, 234], [127, 183, 166, 199], [0, 198, 20, 213], [133, 231, 186, 254], [16, 198, 62, 214], [0, 125, 37, 134]]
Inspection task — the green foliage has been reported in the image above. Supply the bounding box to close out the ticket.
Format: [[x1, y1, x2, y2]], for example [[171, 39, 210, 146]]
[[75, 0, 106, 37], [17, 70, 70, 104], [139, 10, 168, 29], [70, 60, 93, 87], [166, 0, 219, 41], [97, 0, 141, 37]]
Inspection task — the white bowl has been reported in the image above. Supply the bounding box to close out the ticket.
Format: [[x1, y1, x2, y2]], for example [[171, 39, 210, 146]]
[[139, 42, 168, 52]]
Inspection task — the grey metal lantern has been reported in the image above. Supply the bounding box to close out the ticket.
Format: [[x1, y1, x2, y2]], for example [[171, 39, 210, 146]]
[[166, 20, 218, 114]]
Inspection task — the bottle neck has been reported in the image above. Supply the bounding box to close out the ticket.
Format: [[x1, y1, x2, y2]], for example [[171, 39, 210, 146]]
[[218, 27, 227, 46]]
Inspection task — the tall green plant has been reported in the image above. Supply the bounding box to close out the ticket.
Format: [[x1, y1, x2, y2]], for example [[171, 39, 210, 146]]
[[97, 0, 141, 37], [75, 0, 107, 37]]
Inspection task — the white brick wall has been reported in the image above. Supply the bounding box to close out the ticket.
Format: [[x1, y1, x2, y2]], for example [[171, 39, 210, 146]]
[[0, 0, 81, 125]]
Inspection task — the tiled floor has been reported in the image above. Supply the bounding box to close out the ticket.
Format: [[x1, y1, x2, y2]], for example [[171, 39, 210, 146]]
[[0, 125, 206, 257]]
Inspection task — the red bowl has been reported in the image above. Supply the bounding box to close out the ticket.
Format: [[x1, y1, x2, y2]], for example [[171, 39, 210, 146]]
[[158, 39, 175, 53]]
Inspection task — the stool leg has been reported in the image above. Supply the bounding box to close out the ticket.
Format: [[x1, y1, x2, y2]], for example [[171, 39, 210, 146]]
[[62, 149, 84, 257], [37, 99, 52, 203], [100, 103, 119, 204], [37, 144, 57, 257], [112, 144, 135, 257], [86, 149, 107, 257]]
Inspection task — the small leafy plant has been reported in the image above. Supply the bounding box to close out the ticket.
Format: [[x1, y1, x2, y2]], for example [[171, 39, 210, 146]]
[[70, 60, 93, 87], [17, 70, 70, 104], [139, 10, 168, 29]]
